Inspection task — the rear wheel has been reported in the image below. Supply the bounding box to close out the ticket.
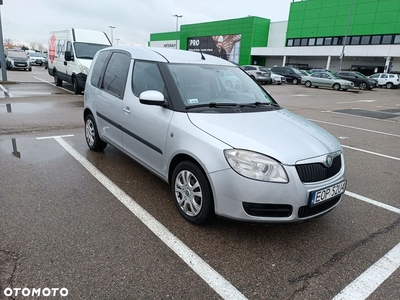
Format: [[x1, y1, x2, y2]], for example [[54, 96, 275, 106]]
[[54, 71, 63, 86], [171, 161, 214, 225], [333, 83, 341, 91], [85, 114, 107, 151]]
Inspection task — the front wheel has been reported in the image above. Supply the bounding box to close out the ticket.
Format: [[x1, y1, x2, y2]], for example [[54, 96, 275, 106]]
[[73, 77, 83, 94], [85, 114, 107, 151], [386, 82, 394, 89], [305, 81, 312, 88], [333, 83, 341, 91], [171, 161, 214, 225], [359, 83, 367, 90]]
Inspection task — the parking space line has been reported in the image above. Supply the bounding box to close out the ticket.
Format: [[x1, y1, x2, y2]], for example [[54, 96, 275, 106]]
[[308, 119, 400, 138], [342, 145, 400, 161], [34, 77, 77, 94], [345, 191, 400, 215], [0, 84, 13, 97], [48, 136, 247, 300], [333, 242, 400, 300]]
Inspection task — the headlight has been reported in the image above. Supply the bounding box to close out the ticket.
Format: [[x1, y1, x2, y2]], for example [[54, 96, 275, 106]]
[[224, 149, 288, 183], [79, 65, 89, 75]]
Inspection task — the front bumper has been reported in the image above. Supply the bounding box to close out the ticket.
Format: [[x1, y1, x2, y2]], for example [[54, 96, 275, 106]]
[[209, 155, 346, 223]]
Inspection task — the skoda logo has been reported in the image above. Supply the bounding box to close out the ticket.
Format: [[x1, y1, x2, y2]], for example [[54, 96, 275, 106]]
[[326, 155, 333, 167]]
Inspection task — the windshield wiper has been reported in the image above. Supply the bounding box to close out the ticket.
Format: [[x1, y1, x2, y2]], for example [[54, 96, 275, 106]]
[[238, 101, 280, 108], [185, 102, 239, 110]]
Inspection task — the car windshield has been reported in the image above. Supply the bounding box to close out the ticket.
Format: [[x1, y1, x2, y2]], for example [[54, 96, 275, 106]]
[[355, 72, 367, 78], [292, 68, 303, 75], [330, 73, 341, 79], [74, 42, 110, 59], [7, 51, 27, 59], [259, 67, 269, 72], [30, 53, 44, 58], [167, 64, 276, 108]]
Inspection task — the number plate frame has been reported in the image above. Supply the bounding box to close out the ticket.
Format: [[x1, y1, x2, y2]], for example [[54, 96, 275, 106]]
[[309, 180, 347, 207]]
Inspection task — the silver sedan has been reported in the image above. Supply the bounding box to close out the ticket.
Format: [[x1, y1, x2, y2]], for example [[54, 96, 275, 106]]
[[302, 71, 354, 91]]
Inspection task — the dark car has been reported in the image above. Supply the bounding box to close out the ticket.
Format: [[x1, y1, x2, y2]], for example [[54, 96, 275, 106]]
[[336, 71, 377, 90], [270, 66, 303, 85]]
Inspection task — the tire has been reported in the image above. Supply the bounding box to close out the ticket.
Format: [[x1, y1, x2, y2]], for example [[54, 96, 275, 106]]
[[305, 81, 312, 88], [386, 82, 393, 89], [359, 82, 367, 90], [277, 83, 282, 85], [54, 71, 63, 86], [333, 83, 341, 91], [85, 114, 107, 151], [171, 161, 214, 225], [292, 78, 298, 85], [73, 77, 83, 94], [28, 67, 32, 71]]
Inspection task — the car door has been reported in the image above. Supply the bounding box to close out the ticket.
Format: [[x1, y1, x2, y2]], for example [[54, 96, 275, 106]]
[[121, 60, 174, 177], [95, 50, 131, 149], [320, 72, 332, 87], [310, 73, 322, 86]]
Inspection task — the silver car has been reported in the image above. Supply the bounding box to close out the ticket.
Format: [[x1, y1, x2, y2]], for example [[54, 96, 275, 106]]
[[84, 46, 346, 225], [301, 72, 354, 91]]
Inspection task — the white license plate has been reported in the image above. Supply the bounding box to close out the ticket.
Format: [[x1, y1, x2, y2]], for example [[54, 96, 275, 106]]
[[309, 180, 347, 206]]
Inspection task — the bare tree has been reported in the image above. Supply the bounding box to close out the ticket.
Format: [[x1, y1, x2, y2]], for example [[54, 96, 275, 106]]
[[4, 38, 12, 47], [30, 42, 38, 51]]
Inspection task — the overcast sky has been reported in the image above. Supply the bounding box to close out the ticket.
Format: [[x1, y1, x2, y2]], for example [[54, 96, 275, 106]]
[[1, 0, 294, 49]]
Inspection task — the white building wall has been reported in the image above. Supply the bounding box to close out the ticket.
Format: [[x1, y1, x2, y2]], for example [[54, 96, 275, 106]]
[[267, 21, 288, 48]]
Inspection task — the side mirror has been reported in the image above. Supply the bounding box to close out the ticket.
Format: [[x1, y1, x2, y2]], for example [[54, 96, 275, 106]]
[[65, 51, 74, 61], [139, 90, 165, 106]]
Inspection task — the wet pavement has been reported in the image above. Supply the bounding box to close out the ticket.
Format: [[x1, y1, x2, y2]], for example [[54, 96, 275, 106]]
[[0, 67, 399, 299]]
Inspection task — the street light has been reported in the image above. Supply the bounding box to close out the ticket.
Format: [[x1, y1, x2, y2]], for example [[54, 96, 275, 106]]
[[116, 38, 120, 45], [339, 0, 354, 71], [0, 1, 7, 81], [173, 14, 182, 49], [109, 26, 115, 45]]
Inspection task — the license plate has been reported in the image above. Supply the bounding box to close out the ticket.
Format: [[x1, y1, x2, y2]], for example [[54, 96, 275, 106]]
[[309, 180, 347, 206]]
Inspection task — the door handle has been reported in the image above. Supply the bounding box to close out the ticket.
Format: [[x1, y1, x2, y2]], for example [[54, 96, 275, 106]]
[[64, 61, 67, 66], [123, 107, 131, 114]]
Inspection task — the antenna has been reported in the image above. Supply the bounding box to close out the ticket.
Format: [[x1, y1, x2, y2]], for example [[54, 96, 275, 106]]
[[192, 27, 205, 60]]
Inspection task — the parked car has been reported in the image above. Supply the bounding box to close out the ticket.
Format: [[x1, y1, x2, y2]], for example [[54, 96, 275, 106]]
[[269, 69, 286, 85], [270, 66, 303, 84], [309, 68, 331, 74], [301, 71, 354, 91], [5, 49, 32, 71], [335, 71, 377, 90], [28, 52, 46, 66], [43, 55, 48, 69], [240, 65, 272, 85], [300, 70, 312, 76], [84, 46, 346, 225], [368, 73, 400, 89]]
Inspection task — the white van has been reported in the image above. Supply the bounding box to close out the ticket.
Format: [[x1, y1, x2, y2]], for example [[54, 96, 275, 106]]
[[47, 28, 111, 94]]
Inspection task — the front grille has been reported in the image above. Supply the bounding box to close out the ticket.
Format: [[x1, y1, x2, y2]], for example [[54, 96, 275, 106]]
[[298, 195, 341, 218], [295, 155, 341, 183], [243, 202, 293, 217]]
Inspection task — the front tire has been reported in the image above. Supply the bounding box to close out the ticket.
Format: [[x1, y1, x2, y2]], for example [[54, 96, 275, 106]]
[[171, 161, 214, 225], [305, 81, 312, 88], [359, 83, 367, 90], [333, 83, 341, 91], [386, 82, 394, 89], [85, 114, 107, 151], [73, 77, 83, 94], [54, 71, 63, 86]]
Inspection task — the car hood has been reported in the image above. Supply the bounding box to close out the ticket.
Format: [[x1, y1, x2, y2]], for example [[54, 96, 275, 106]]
[[75, 58, 93, 69], [187, 109, 341, 165]]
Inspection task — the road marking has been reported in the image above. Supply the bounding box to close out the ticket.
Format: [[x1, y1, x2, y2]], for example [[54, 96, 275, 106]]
[[34, 76, 78, 95], [341, 145, 400, 161], [345, 191, 400, 214], [0, 84, 13, 97], [37, 134, 75, 140], [333, 242, 400, 300], [308, 119, 400, 138], [50, 136, 247, 300]]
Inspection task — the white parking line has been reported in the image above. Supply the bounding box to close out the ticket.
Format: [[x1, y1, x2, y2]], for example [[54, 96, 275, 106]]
[[345, 191, 400, 215], [47, 136, 247, 300], [308, 119, 400, 138], [341, 145, 400, 161], [34, 76, 77, 94], [333, 242, 400, 300], [0, 84, 13, 97]]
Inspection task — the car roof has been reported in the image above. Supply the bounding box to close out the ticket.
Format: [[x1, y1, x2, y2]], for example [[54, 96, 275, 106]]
[[102, 46, 234, 66]]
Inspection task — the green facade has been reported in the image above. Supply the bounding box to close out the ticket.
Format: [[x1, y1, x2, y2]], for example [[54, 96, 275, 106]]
[[287, 0, 400, 39], [150, 17, 270, 65]]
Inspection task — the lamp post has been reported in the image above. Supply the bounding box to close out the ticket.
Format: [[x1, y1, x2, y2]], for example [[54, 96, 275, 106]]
[[0, 1, 7, 82], [339, 0, 354, 71], [109, 26, 115, 45], [173, 14, 182, 49], [116, 38, 120, 45]]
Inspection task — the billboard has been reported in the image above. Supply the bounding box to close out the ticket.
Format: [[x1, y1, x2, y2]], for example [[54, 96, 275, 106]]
[[187, 34, 241, 64]]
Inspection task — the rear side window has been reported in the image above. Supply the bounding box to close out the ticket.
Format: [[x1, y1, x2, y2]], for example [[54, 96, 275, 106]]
[[102, 52, 131, 99], [90, 51, 110, 88]]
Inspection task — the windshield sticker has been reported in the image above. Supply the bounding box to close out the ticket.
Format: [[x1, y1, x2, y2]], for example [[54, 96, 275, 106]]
[[187, 98, 199, 104]]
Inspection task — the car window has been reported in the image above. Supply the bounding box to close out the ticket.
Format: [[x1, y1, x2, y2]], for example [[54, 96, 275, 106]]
[[91, 50, 110, 88], [311, 73, 321, 78], [370, 74, 379, 78], [132, 61, 165, 97], [321, 73, 330, 79], [355, 72, 366, 78], [381, 74, 388, 78], [259, 67, 269, 72], [102, 51, 131, 98]]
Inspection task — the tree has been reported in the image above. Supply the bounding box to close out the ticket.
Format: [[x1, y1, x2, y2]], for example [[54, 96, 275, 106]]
[[21, 45, 29, 51]]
